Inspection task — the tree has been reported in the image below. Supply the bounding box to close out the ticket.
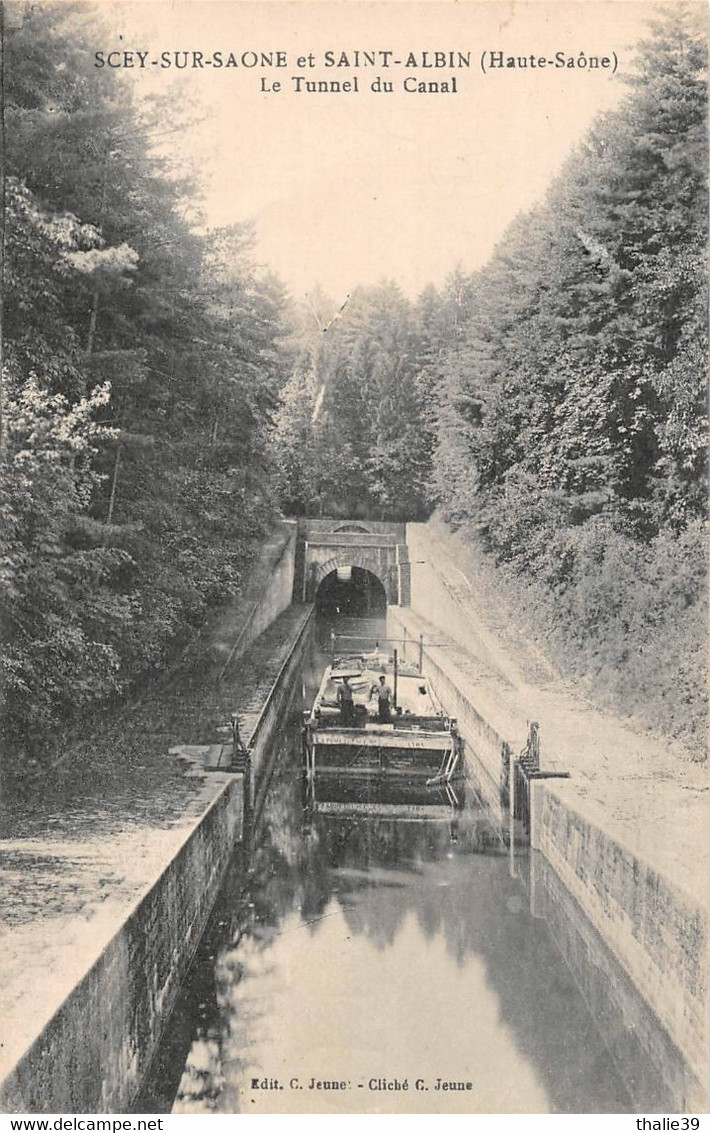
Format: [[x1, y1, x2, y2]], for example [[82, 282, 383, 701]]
[[1, 2, 293, 776], [424, 8, 707, 748], [275, 282, 433, 519]]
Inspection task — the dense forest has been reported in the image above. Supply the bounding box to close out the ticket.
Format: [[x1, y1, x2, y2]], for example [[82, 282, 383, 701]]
[[269, 7, 709, 751], [1, 3, 292, 774], [420, 11, 708, 750], [274, 281, 434, 520], [1, 4, 707, 777]]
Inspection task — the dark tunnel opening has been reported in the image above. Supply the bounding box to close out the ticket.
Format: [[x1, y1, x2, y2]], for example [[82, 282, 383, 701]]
[[315, 566, 387, 620]]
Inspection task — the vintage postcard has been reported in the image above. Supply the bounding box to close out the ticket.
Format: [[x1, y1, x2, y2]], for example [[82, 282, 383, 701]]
[[1, 0, 707, 1120]]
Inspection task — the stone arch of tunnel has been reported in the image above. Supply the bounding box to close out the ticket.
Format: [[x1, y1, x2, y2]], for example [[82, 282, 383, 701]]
[[314, 565, 389, 619], [299, 531, 410, 606]]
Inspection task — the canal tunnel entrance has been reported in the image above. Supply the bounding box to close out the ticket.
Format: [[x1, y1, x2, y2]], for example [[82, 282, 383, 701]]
[[314, 566, 387, 620]]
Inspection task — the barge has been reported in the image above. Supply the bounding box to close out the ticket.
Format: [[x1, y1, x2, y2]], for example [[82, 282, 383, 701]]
[[302, 647, 463, 810]]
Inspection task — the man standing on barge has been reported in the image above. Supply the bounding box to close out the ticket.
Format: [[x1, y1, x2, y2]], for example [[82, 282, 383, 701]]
[[370, 674, 393, 722], [337, 675, 355, 725]]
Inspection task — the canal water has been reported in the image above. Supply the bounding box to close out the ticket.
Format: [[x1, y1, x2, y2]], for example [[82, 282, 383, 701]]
[[136, 618, 635, 1115]]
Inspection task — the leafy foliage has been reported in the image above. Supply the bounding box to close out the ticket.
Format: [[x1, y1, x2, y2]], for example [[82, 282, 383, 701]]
[[1, 3, 291, 776], [2, 3, 706, 775], [272, 283, 434, 519], [423, 10, 708, 750]]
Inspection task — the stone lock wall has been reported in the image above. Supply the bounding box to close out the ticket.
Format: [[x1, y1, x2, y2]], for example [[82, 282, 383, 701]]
[[529, 849, 700, 1112], [388, 603, 707, 1113], [0, 610, 314, 1114], [530, 782, 707, 1112], [0, 776, 244, 1114], [248, 610, 313, 818]]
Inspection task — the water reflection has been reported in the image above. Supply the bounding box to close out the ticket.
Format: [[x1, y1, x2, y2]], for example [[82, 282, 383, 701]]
[[137, 717, 633, 1115]]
